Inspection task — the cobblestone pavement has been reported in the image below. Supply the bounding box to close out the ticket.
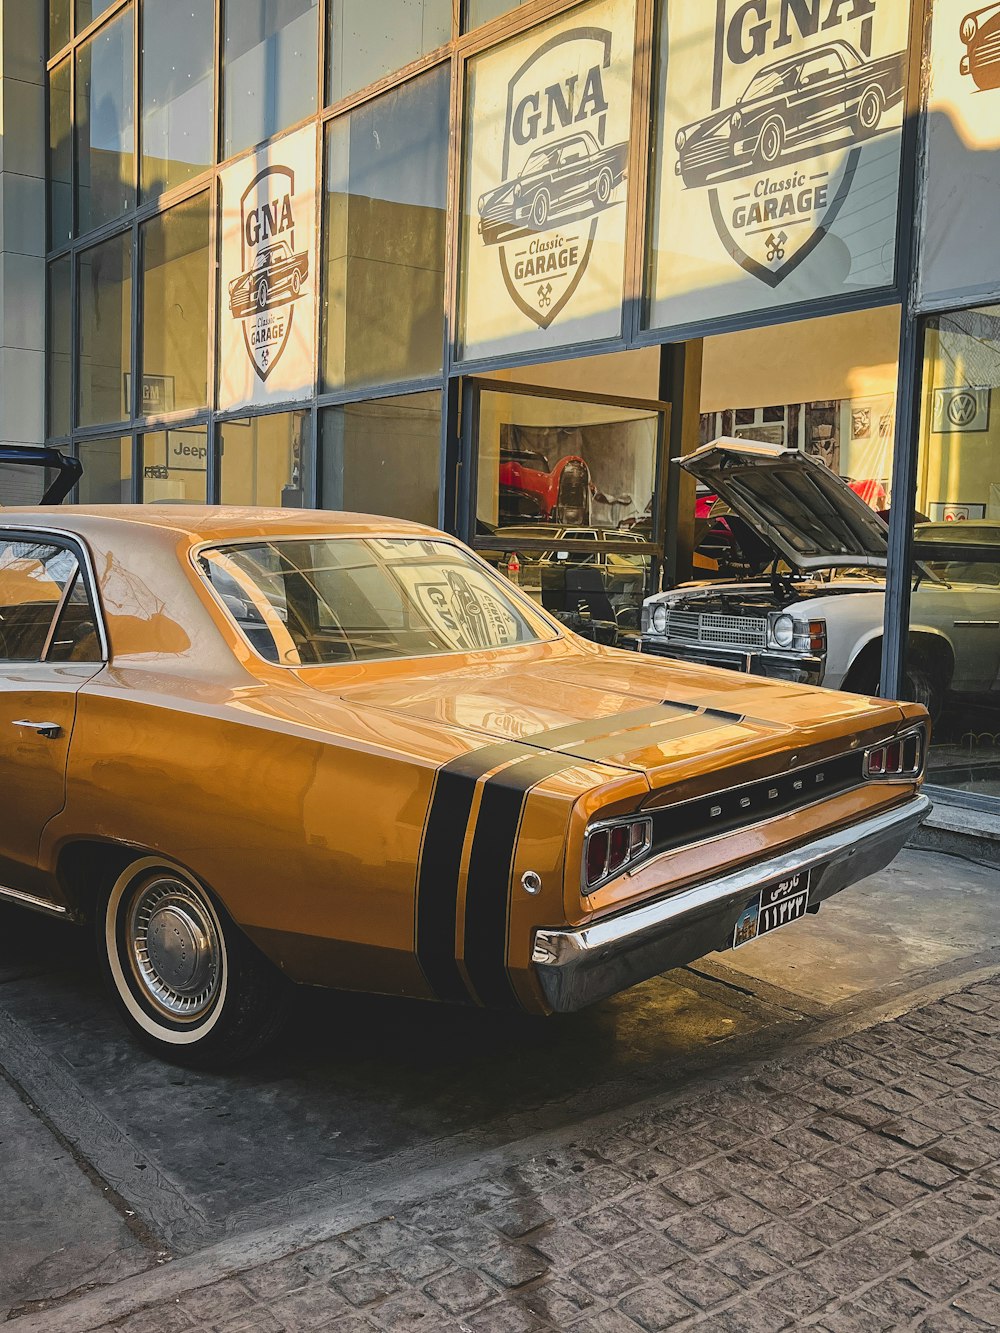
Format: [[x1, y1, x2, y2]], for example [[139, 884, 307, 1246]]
[[75, 977, 1000, 1333]]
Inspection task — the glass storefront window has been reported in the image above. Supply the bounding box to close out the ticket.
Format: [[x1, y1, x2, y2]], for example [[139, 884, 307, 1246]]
[[48, 258, 72, 439], [77, 1, 119, 27], [472, 385, 660, 645], [49, 57, 73, 248], [77, 230, 132, 427], [327, 1, 450, 103], [76, 5, 135, 235], [321, 66, 448, 392], [464, 1, 531, 29], [77, 436, 131, 502], [909, 305, 1000, 798], [50, 0, 71, 55], [141, 0, 215, 196], [223, 0, 319, 159], [219, 411, 308, 506], [140, 427, 208, 502], [140, 193, 210, 414], [319, 392, 440, 526]]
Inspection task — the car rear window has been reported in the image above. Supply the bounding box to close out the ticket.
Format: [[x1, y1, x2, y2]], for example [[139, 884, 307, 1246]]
[[199, 536, 550, 665]]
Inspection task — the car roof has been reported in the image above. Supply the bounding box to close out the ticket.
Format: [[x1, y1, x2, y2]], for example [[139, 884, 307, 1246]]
[[759, 40, 858, 75], [0, 505, 442, 544]]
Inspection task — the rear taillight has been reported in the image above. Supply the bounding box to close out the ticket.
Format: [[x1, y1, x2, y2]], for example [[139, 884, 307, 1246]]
[[584, 816, 653, 889], [864, 728, 925, 780]]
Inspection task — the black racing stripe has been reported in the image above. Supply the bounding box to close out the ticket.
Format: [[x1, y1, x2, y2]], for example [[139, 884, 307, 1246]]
[[526, 702, 700, 751], [415, 741, 531, 1002], [463, 751, 580, 1010]]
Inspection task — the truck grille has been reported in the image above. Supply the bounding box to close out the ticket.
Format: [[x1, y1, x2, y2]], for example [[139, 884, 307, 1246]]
[[663, 610, 766, 649], [681, 138, 732, 169]]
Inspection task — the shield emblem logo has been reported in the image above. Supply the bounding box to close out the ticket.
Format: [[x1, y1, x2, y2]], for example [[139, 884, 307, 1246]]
[[230, 164, 307, 381], [478, 27, 626, 330], [676, 3, 905, 288]]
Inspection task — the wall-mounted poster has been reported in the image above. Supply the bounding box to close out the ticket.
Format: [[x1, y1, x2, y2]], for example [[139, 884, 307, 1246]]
[[647, 0, 911, 333], [218, 125, 318, 411], [458, 0, 637, 364], [917, 1, 1000, 309], [932, 386, 991, 432]]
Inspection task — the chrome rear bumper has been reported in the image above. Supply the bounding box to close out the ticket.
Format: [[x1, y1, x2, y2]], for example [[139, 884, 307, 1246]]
[[532, 794, 931, 1013]]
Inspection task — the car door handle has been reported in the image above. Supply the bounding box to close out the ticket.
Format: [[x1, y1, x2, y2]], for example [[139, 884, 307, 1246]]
[[12, 720, 62, 739]]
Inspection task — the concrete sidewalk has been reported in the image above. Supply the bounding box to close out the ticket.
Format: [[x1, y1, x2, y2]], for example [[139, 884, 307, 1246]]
[[21, 971, 1000, 1333]]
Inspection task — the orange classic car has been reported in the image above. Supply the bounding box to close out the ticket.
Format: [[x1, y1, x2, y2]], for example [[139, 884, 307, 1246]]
[[0, 505, 929, 1065]]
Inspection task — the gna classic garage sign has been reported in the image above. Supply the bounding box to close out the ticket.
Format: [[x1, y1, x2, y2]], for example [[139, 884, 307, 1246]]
[[459, 0, 637, 363], [219, 126, 317, 411], [648, 0, 912, 332]]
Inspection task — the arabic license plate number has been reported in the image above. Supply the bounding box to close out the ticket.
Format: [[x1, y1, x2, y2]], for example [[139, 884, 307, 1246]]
[[732, 871, 810, 949]]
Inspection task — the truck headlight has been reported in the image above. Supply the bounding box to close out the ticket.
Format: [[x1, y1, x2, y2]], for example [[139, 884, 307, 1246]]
[[675, 128, 686, 151], [730, 110, 743, 134], [651, 603, 668, 634], [770, 613, 795, 648], [961, 14, 978, 42]]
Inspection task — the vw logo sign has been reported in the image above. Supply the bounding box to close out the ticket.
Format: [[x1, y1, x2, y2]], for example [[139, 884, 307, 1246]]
[[947, 391, 978, 427]]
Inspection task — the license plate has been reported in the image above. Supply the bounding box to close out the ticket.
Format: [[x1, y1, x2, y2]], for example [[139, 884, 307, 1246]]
[[732, 871, 810, 948]]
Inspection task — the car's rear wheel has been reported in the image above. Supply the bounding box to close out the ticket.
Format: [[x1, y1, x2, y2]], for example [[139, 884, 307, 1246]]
[[256, 277, 269, 310], [531, 190, 550, 229], [98, 858, 289, 1067], [843, 651, 944, 725], [593, 168, 613, 207], [291, 269, 301, 295], [856, 86, 884, 137], [755, 118, 785, 167]]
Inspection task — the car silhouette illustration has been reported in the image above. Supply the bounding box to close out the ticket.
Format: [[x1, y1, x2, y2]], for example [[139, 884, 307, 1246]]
[[674, 40, 906, 188], [478, 131, 628, 245], [228, 240, 309, 318], [960, 3, 1000, 89]]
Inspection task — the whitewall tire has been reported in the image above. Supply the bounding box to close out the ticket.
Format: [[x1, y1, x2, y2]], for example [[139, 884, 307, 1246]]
[[98, 858, 289, 1067]]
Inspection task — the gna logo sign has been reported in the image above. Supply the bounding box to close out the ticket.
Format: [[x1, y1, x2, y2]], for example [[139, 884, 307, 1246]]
[[674, 0, 906, 286], [228, 165, 310, 381], [476, 27, 628, 329]]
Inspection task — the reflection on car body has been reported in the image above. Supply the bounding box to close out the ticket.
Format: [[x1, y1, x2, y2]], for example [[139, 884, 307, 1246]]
[[478, 131, 628, 245], [960, 4, 1000, 90], [228, 239, 309, 318], [674, 40, 906, 188]]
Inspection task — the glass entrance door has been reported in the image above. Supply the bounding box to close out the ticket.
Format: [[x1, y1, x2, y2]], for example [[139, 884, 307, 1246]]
[[462, 378, 669, 649], [910, 305, 1000, 801]]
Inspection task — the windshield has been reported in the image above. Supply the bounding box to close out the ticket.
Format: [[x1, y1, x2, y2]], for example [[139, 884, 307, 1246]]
[[199, 536, 549, 665], [522, 148, 558, 175], [740, 66, 796, 101]]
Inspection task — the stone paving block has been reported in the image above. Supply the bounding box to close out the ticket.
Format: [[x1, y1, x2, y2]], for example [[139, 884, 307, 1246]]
[[857, 1276, 932, 1323], [565, 1309, 646, 1333], [570, 1250, 642, 1301], [702, 1194, 772, 1236], [519, 1276, 595, 1324], [864, 1168, 931, 1208], [238, 1254, 313, 1301], [904, 1256, 973, 1301], [796, 1204, 860, 1246], [712, 1239, 785, 1285], [703, 1299, 793, 1332], [917, 1309, 990, 1332], [823, 1183, 893, 1226], [319, 1313, 378, 1333], [618, 1186, 683, 1228], [478, 1241, 549, 1290], [951, 1284, 1000, 1324], [529, 1223, 596, 1266], [384, 1240, 452, 1283], [660, 1170, 725, 1208], [614, 1229, 684, 1275], [488, 1197, 553, 1239], [576, 1204, 642, 1245], [465, 1301, 543, 1333], [616, 1284, 694, 1332], [756, 1219, 824, 1264], [114, 1307, 199, 1333], [421, 1267, 495, 1316], [369, 1287, 457, 1330], [177, 1279, 257, 1329], [813, 1302, 897, 1333], [342, 1220, 420, 1263], [328, 1263, 406, 1309], [245, 1279, 342, 1329], [663, 1258, 741, 1310], [662, 1212, 730, 1255], [779, 1160, 844, 1198], [757, 1269, 833, 1319]]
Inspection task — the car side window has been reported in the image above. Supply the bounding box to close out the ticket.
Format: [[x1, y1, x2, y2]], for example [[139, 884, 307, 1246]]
[[561, 142, 587, 164], [0, 539, 76, 662], [800, 54, 841, 84]]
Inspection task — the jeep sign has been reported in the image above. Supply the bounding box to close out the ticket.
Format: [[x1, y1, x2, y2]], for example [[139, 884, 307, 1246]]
[[458, 0, 637, 363], [219, 126, 318, 411], [648, 0, 911, 333]]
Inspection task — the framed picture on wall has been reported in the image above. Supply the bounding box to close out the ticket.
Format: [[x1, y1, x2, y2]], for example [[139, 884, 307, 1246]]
[[927, 502, 987, 521], [932, 387, 990, 433], [124, 374, 176, 417]]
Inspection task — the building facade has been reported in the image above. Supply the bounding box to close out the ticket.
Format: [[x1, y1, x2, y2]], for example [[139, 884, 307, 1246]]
[[0, 0, 998, 810]]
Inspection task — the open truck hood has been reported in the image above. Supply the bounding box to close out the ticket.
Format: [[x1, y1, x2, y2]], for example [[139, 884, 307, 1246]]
[[681, 438, 888, 573]]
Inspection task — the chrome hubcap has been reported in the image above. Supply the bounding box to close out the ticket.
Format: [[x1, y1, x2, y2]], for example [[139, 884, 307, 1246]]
[[128, 878, 221, 1020]]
